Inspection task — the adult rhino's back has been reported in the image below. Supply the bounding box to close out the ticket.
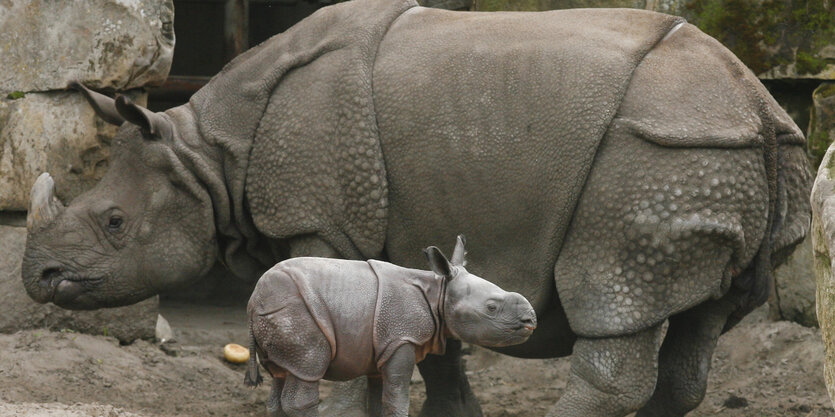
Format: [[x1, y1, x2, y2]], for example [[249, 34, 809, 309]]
[[374, 7, 683, 310], [373, 7, 811, 337]]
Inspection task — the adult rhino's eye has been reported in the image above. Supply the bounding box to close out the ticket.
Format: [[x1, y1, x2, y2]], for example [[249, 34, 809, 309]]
[[107, 216, 124, 232]]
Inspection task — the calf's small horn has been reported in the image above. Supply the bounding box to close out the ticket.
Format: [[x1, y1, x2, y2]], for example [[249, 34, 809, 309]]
[[27, 173, 65, 230]]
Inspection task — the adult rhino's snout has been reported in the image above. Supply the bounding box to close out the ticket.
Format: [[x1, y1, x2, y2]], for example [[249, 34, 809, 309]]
[[27, 172, 65, 231]]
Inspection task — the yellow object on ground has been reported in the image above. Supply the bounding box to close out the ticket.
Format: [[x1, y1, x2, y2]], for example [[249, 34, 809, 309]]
[[223, 343, 249, 363]]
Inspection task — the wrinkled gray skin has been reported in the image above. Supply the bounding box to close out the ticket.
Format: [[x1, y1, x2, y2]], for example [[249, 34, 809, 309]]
[[245, 237, 535, 417], [22, 0, 812, 416]]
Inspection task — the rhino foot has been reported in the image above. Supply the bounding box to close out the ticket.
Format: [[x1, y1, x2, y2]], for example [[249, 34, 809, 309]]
[[319, 377, 369, 417], [417, 393, 483, 417]]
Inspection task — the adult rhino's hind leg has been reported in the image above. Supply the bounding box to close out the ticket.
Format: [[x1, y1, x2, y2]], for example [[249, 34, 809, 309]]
[[636, 296, 738, 417], [417, 339, 483, 417], [549, 324, 664, 417]]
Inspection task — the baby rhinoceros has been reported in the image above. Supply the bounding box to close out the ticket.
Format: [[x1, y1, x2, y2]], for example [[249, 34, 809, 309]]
[[244, 236, 536, 417]]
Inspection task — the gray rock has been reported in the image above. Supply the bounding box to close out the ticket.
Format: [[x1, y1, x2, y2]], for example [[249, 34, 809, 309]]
[[771, 236, 817, 327], [0, 90, 146, 211], [0, 225, 156, 343], [811, 136, 835, 409], [0, 0, 174, 93]]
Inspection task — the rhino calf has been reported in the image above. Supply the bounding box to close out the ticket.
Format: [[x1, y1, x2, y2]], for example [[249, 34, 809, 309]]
[[244, 236, 535, 417]]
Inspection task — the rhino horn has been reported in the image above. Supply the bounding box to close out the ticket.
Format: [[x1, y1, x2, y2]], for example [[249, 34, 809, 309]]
[[451, 234, 467, 267], [115, 95, 171, 138], [69, 81, 125, 126], [27, 173, 65, 231]]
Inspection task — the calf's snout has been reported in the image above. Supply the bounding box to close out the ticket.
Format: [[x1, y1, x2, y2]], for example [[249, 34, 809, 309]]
[[520, 309, 537, 329], [508, 292, 537, 329]]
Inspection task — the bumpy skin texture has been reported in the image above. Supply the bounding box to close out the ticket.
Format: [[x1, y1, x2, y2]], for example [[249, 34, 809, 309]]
[[246, 245, 534, 417], [248, 258, 443, 382], [21, 1, 812, 416]]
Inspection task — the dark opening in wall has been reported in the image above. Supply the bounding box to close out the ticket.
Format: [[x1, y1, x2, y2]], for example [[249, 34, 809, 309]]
[[148, 0, 328, 112]]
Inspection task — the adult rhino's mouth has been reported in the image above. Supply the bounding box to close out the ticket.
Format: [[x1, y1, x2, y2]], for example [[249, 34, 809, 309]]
[[33, 265, 104, 306]]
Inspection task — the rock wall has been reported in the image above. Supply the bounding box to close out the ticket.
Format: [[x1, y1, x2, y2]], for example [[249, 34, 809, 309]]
[[0, 0, 174, 341]]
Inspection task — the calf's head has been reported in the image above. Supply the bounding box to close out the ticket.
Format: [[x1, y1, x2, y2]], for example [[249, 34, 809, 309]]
[[424, 236, 536, 347], [21, 83, 217, 309]]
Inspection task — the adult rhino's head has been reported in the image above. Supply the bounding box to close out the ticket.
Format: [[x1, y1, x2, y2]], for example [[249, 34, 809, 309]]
[[22, 83, 218, 309], [425, 236, 536, 348]]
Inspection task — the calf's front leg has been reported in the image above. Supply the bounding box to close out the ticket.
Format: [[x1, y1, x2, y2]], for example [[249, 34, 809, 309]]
[[379, 344, 417, 417]]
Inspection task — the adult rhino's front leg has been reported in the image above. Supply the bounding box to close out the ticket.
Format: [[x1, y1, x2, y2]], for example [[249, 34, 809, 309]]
[[549, 325, 664, 417], [286, 235, 371, 417], [417, 339, 483, 417]]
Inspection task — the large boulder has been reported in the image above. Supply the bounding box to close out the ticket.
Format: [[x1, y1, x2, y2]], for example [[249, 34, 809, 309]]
[[0, 90, 146, 211], [0, 223, 157, 343], [812, 137, 835, 408], [0, 0, 174, 93]]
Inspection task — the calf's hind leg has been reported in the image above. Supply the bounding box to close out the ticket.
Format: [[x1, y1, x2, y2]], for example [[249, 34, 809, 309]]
[[549, 324, 664, 417], [267, 378, 288, 417], [636, 296, 737, 417], [281, 375, 320, 417]]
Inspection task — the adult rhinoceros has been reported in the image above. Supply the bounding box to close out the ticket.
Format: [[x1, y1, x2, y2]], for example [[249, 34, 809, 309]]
[[22, 0, 812, 416]]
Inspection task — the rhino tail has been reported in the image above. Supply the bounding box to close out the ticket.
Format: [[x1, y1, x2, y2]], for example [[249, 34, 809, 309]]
[[244, 324, 263, 387]]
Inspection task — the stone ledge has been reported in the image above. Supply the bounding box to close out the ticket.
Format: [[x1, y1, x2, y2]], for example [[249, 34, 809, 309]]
[[0, 0, 174, 93]]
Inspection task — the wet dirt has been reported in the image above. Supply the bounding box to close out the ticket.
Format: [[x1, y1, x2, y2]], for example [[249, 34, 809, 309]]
[[0, 304, 831, 417]]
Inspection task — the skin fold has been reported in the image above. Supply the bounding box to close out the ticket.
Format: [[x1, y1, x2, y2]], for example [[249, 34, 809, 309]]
[[245, 238, 536, 417], [22, 0, 812, 415]]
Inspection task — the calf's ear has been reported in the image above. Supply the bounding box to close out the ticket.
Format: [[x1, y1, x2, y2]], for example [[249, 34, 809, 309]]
[[451, 234, 467, 267], [423, 246, 453, 279]]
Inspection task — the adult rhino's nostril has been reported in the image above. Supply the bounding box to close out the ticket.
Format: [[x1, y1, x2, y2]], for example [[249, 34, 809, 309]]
[[39, 267, 63, 288]]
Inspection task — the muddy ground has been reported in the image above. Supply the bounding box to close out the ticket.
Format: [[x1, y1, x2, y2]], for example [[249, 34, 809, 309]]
[[0, 303, 831, 417]]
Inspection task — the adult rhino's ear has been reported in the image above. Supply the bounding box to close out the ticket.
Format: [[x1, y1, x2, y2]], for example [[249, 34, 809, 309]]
[[69, 81, 125, 126], [451, 234, 467, 267], [424, 246, 454, 279], [115, 95, 171, 138]]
